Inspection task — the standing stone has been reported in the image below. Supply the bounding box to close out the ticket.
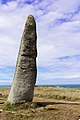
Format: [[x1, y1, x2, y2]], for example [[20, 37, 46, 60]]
[[8, 15, 37, 104]]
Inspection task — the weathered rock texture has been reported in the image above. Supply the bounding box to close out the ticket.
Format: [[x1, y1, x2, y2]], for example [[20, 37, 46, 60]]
[[8, 15, 37, 104]]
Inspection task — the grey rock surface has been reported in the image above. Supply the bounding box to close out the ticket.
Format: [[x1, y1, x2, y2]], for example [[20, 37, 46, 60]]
[[8, 15, 37, 104]]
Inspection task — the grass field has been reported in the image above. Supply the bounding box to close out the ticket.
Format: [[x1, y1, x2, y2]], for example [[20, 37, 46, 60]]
[[0, 86, 80, 120]]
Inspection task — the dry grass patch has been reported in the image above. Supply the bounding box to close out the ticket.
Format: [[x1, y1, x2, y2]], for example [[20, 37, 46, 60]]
[[0, 86, 80, 120], [34, 86, 80, 101]]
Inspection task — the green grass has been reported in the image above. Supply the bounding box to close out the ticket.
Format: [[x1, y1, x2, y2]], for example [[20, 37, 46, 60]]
[[4, 102, 38, 110]]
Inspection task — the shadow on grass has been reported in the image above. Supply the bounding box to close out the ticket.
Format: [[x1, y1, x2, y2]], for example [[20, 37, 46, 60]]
[[34, 102, 59, 107], [33, 101, 80, 107], [0, 101, 4, 104]]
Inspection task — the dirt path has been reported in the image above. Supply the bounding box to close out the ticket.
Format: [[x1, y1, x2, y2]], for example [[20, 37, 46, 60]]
[[33, 96, 80, 105]]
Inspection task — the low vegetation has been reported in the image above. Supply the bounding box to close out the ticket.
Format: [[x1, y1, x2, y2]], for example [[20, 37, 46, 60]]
[[34, 86, 80, 101], [0, 86, 80, 120]]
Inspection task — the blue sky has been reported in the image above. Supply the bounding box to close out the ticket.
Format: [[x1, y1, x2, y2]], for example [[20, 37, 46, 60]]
[[0, 0, 80, 85]]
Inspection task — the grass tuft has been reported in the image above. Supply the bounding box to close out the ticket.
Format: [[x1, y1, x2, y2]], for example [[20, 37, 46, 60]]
[[4, 102, 38, 110]]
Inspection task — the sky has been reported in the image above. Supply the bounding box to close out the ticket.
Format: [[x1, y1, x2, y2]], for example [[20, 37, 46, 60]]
[[0, 0, 80, 85]]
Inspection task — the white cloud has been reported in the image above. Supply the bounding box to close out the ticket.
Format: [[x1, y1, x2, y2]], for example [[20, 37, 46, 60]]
[[0, 2, 35, 66], [0, 0, 80, 84], [53, 0, 80, 13], [0, 80, 12, 85]]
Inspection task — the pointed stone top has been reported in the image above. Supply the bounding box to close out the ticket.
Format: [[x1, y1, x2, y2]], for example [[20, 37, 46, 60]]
[[27, 14, 34, 19], [27, 15, 36, 25]]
